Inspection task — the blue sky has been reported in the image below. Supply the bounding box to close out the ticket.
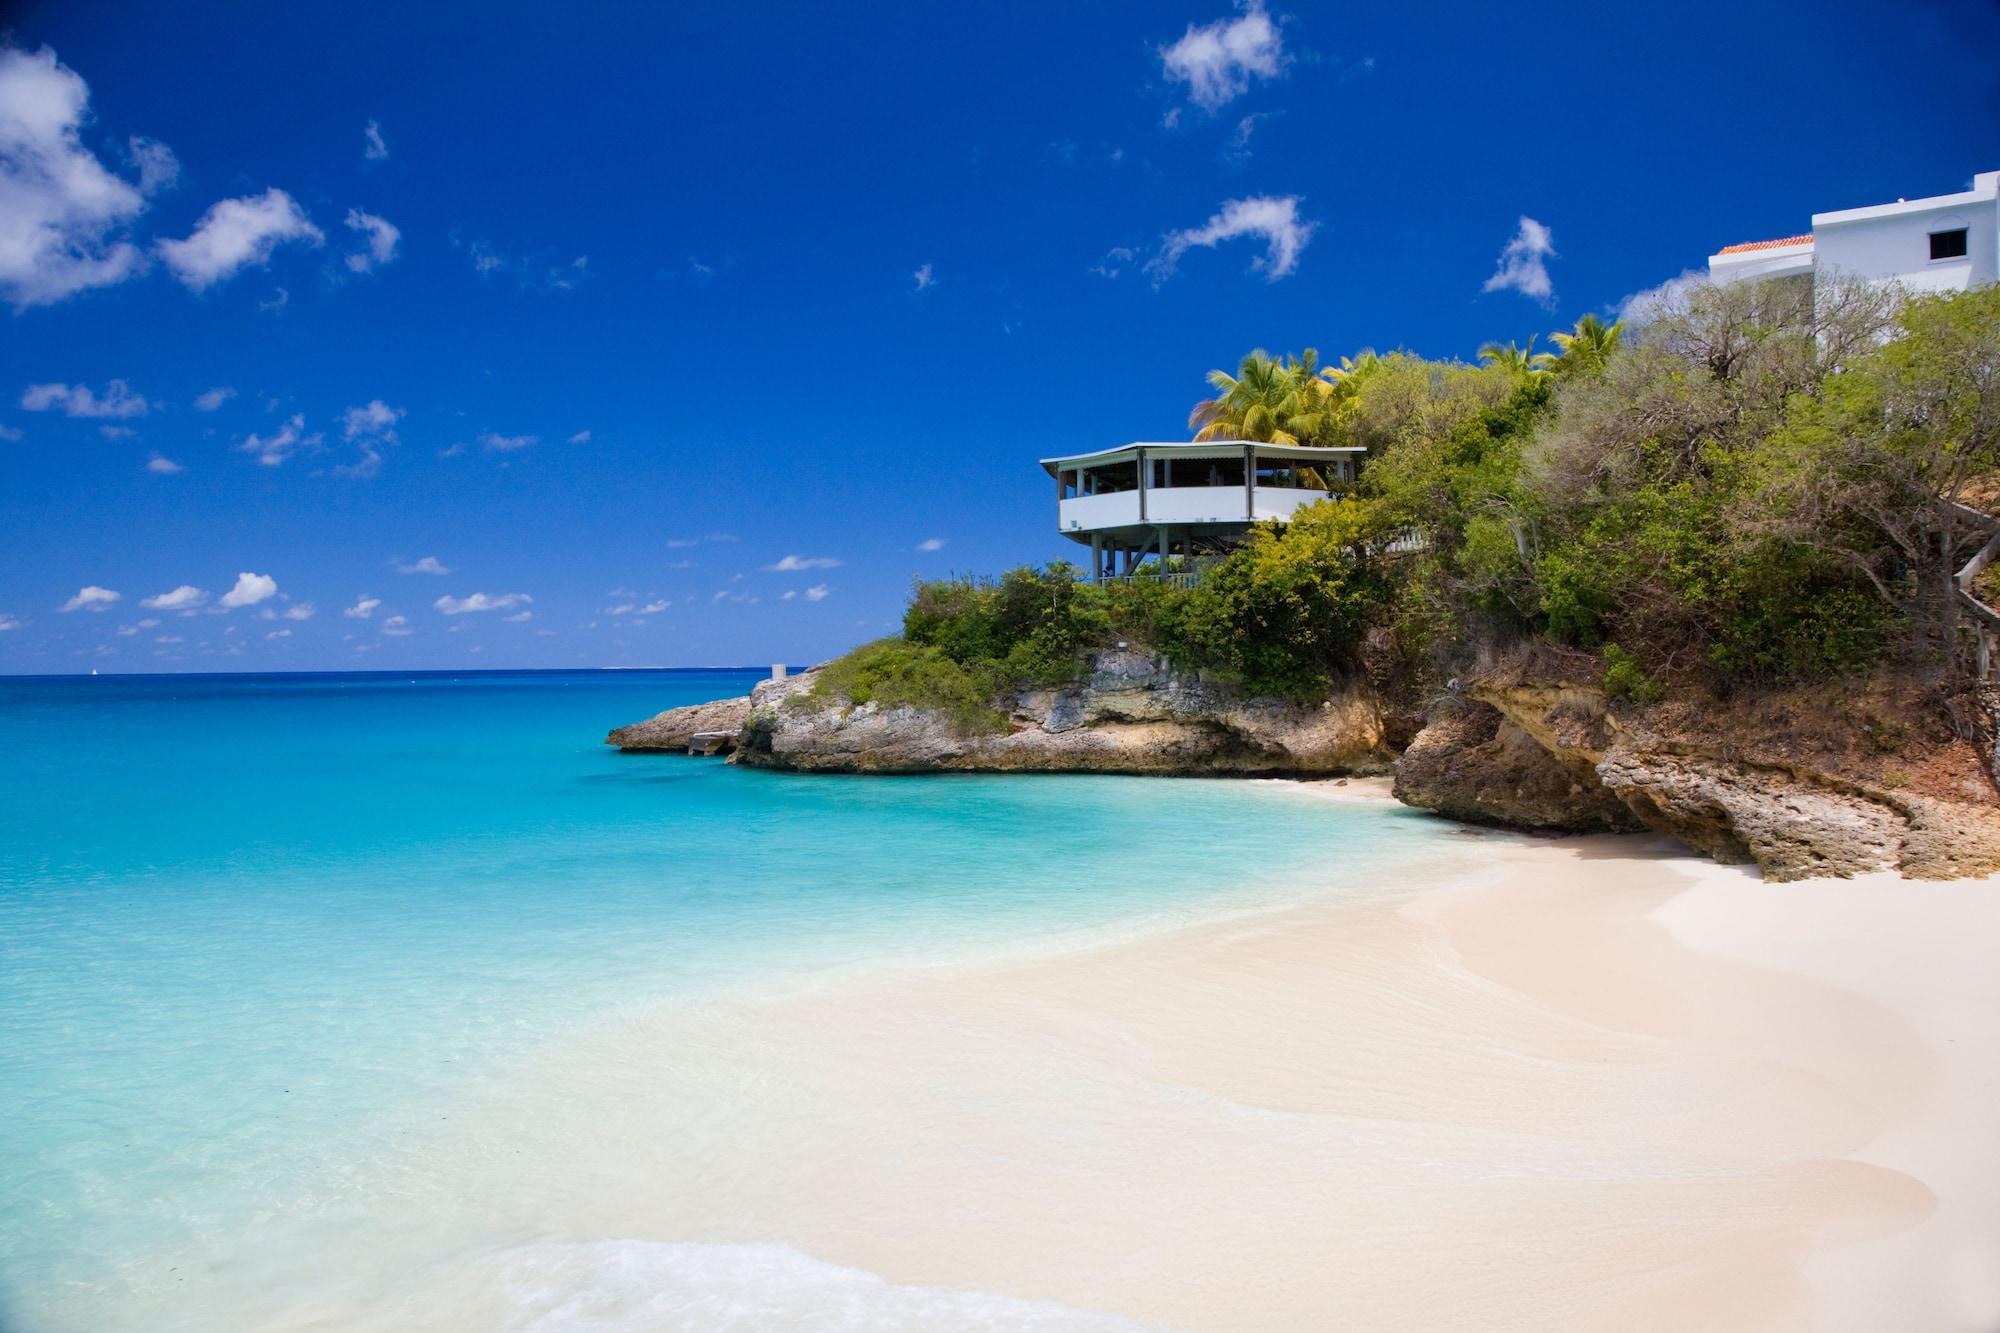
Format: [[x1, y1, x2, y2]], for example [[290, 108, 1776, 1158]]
[[2, 1, 1995, 673]]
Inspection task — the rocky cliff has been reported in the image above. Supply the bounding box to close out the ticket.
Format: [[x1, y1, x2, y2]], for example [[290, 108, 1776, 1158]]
[[1394, 681, 2000, 881], [610, 651, 1396, 776]]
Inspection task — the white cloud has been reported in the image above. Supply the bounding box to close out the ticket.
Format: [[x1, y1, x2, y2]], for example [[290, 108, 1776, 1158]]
[[0, 46, 156, 308], [193, 386, 235, 411], [396, 555, 451, 575], [781, 589, 796, 601], [362, 119, 388, 162], [502, 610, 534, 622], [805, 584, 831, 601], [281, 602, 315, 621], [141, 584, 208, 611], [217, 571, 278, 609], [665, 532, 736, 549], [434, 591, 531, 615], [917, 537, 946, 551], [1090, 246, 1137, 280], [380, 614, 412, 636], [766, 554, 841, 572], [265, 628, 291, 640], [479, 430, 537, 453], [0, 424, 20, 441], [239, 413, 319, 467], [145, 453, 182, 474], [1482, 215, 1557, 305], [0, 613, 21, 631], [99, 423, 135, 440], [259, 286, 288, 312], [59, 585, 120, 612], [344, 401, 405, 442], [1159, 2, 1286, 113], [342, 209, 400, 273], [344, 596, 381, 619], [1148, 194, 1314, 283], [912, 262, 934, 293], [567, 429, 591, 444], [21, 379, 148, 418], [1615, 268, 1707, 328], [127, 136, 178, 194], [156, 188, 323, 291]]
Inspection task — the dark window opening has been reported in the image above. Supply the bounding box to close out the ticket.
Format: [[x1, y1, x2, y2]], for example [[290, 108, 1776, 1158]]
[[1930, 228, 1968, 261]]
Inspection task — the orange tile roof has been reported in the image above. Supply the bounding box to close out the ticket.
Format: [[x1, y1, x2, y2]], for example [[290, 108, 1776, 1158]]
[[1715, 234, 1814, 255]]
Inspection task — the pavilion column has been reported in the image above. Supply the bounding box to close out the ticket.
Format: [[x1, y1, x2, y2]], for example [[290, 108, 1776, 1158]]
[[1090, 533, 1102, 585], [1244, 445, 1254, 520]]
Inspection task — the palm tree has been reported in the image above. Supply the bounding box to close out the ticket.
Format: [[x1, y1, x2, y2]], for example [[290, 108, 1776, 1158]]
[[1538, 313, 1623, 377], [1478, 337, 1545, 378], [1191, 349, 1326, 444]]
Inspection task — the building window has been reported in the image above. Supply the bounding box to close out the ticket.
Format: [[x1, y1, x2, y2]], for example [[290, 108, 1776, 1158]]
[[1930, 228, 1969, 261]]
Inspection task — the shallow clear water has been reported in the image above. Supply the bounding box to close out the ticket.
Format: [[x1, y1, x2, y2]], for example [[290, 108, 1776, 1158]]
[[0, 669, 1468, 1331]]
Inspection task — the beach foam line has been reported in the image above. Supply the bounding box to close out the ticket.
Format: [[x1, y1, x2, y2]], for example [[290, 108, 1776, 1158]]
[[489, 1240, 1159, 1333]]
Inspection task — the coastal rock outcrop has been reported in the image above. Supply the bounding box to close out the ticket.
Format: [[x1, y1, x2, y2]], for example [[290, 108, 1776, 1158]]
[[1463, 682, 2000, 882], [1392, 700, 1640, 833], [736, 650, 1394, 775], [606, 670, 819, 753], [611, 650, 1396, 776]]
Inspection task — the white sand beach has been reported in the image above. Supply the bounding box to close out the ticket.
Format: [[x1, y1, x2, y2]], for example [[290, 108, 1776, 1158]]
[[254, 814, 1998, 1333]]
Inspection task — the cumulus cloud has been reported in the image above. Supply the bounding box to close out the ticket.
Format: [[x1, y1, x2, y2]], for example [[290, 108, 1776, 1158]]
[[344, 596, 381, 619], [434, 591, 531, 615], [277, 602, 314, 621], [216, 571, 278, 609], [380, 614, 412, 636], [479, 430, 536, 453], [141, 584, 208, 611], [21, 379, 148, 418], [396, 555, 451, 575], [503, 610, 534, 622], [804, 584, 830, 602], [325, 399, 404, 479], [265, 629, 290, 640], [0, 46, 158, 308], [0, 424, 20, 441], [1159, 2, 1286, 112], [1148, 194, 1314, 284], [362, 119, 388, 162], [193, 386, 235, 411], [766, 554, 841, 572], [343, 209, 400, 273], [665, 533, 736, 549], [1615, 268, 1707, 328], [59, 585, 120, 612], [156, 188, 323, 291], [912, 262, 934, 293], [1482, 215, 1557, 305], [145, 453, 183, 474], [567, 429, 591, 444], [99, 423, 135, 440], [239, 413, 319, 467], [127, 137, 178, 194], [917, 537, 946, 551], [0, 613, 22, 631]]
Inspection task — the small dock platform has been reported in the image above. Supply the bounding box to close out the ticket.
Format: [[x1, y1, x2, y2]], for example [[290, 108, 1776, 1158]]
[[688, 731, 735, 756]]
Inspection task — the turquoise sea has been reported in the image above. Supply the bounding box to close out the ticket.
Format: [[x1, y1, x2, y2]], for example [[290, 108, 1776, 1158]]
[[0, 669, 1474, 1331]]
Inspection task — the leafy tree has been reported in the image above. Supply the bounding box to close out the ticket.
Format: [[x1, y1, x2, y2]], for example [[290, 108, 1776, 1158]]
[[1534, 313, 1623, 378]]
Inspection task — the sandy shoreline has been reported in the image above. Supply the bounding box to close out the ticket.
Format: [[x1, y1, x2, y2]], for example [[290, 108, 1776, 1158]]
[[290, 818, 1995, 1332], [111, 808, 2000, 1332]]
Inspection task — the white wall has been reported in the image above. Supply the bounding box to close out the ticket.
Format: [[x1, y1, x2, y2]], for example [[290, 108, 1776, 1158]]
[[1815, 200, 1996, 293]]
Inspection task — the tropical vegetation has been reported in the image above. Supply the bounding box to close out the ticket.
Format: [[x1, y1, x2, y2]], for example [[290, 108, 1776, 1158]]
[[816, 283, 2000, 728]]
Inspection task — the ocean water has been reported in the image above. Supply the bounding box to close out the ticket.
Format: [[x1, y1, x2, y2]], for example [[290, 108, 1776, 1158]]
[[0, 669, 1472, 1332]]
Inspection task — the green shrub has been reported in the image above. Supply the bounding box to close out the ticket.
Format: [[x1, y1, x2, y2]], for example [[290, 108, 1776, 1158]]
[[1601, 643, 1664, 703], [804, 639, 1007, 734]]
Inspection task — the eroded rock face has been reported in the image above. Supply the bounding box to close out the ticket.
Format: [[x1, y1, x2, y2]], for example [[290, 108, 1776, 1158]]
[[1394, 702, 1640, 833], [613, 649, 1395, 776], [1471, 683, 2000, 882], [605, 670, 819, 753]]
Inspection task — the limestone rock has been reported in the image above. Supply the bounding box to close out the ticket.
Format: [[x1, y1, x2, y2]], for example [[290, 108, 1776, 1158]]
[[1394, 702, 1640, 833]]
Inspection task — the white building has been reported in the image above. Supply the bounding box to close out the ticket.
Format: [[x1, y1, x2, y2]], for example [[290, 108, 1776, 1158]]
[[1042, 440, 1362, 582], [1708, 169, 1997, 293]]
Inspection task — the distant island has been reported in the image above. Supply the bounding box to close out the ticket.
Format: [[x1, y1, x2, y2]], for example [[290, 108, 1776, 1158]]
[[614, 276, 2000, 881]]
